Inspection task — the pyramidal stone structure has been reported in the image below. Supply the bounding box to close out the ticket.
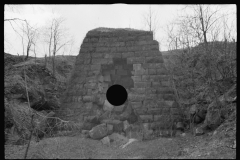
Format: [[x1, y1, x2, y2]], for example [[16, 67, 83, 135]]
[[59, 27, 182, 131]]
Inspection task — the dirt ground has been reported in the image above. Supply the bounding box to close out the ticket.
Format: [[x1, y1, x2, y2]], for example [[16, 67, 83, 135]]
[[5, 130, 236, 159]]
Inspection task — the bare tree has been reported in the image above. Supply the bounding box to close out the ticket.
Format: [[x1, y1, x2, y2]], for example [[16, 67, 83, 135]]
[[20, 22, 38, 60], [165, 5, 236, 113], [44, 16, 72, 76], [4, 5, 27, 39], [142, 6, 159, 39]]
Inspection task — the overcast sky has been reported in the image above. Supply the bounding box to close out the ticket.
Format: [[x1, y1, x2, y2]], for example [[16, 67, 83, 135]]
[[4, 4, 236, 57]]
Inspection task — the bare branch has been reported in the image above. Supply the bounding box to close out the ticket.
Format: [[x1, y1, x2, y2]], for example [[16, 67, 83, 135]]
[[4, 18, 26, 22]]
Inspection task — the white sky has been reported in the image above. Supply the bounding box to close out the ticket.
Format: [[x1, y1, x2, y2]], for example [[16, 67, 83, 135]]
[[4, 4, 236, 57]]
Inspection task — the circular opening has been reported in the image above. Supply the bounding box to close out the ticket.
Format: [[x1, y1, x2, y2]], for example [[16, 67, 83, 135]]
[[106, 84, 128, 106]]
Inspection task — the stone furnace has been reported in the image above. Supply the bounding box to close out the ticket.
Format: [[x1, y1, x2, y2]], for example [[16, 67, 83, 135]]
[[59, 27, 182, 131]]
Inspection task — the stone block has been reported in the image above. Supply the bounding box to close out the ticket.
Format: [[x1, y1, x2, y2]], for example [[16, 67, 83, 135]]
[[131, 76, 142, 82], [114, 65, 122, 69], [123, 64, 133, 70], [84, 83, 97, 89], [88, 37, 99, 43], [171, 107, 180, 115], [87, 89, 92, 95], [75, 89, 87, 96], [91, 64, 101, 70], [165, 100, 175, 107], [156, 68, 168, 75], [127, 57, 145, 64], [103, 74, 111, 82], [152, 82, 161, 87], [103, 100, 114, 112], [109, 132, 129, 146], [92, 58, 106, 64], [96, 42, 105, 47], [142, 123, 150, 131], [148, 69, 156, 75], [113, 121, 124, 133], [130, 102, 142, 109], [110, 70, 115, 75], [83, 59, 91, 64], [162, 108, 170, 114], [116, 69, 128, 75], [111, 75, 120, 83], [134, 69, 148, 75], [141, 75, 150, 81], [145, 88, 156, 94], [117, 47, 127, 52], [112, 104, 125, 114], [104, 53, 113, 58], [134, 108, 147, 115], [145, 56, 164, 63], [141, 45, 151, 51], [150, 121, 166, 130], [156, 87, 174, 94], [123, 120, 131, 132], [116, 77, 134, 89], [134, 82, 151, 88], [128, 94, 145, 102], [131, 88, 146, 94], [145, 94, 157, 100], [147, 108, 162, 115], [92, 53, 104, 58], [89, 70, 101, 76], [143, 100, 158, 108], [163, 94, 176, 101], [126, 46, 135, 52], [86, 76, 98, 83], [85, 102, 93, 110], [89, 123, 108, 140], [125, 41, 136, 46], [155, 115, 171, 124], [113, 58, 127, 64], [138, 35, 153, 41], [139, 115, 153, 122], [134, 51, 146, 57], [80, 47, 90, 53], [153, 115, 163, 121], [150, 44, 159, 50], [98, 75, 104, 82], [157, 101, 166, 107], [96, 94, 106, 106], [83, 95, 95, 102], [107, 124, 113, 135], [82, 122, 97, 130], [143, 63, 165, 69], [122, 52, 134, 58], [96, 47, 109, 52], [137, 40, 149, 45], [117, 42, 125, 47], [152, 75, 169, 81], [112, 52, 122, 58], [108, 47, 116, 52], [84, 115, 99, 124], [101, 136, 110, 146], [161, 81, 171, 87], [77, 96, 82, 102], [133, 64, 142, 70]]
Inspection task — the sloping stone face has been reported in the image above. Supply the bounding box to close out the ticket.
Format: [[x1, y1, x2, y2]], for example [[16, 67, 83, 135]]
[[59, 27, 182, 130]]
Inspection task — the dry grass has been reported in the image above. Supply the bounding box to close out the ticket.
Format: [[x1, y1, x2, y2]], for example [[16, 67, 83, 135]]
[[4, 128, 236, 159]]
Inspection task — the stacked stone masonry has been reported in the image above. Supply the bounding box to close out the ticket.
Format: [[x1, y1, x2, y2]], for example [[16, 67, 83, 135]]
[[59, 28, 181, 130]]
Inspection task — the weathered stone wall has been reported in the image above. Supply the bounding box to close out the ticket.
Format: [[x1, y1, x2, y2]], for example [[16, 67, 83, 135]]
[[59, 27, 182, 131]]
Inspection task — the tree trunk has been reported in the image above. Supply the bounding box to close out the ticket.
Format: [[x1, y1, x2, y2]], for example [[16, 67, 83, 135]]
[[45, 54, 47, 67], [52, 55, 55, 77]]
